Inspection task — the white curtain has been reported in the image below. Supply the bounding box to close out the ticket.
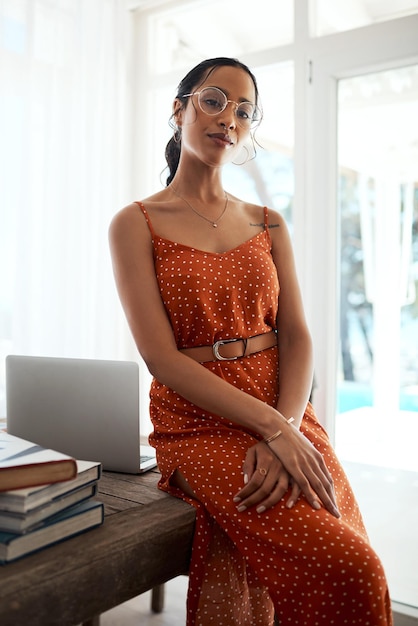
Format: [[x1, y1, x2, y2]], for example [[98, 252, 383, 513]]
[[0, 0, 136, 418]]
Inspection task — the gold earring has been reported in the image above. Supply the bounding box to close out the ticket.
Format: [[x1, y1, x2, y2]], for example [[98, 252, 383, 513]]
[[233, 144, 250, 166], [173, 126, 182, 143], [233, 135, 257, 166]]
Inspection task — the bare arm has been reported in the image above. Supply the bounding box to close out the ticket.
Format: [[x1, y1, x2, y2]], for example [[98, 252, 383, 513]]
[[234, 210, 339, 517], [271, 210, 314, 427]]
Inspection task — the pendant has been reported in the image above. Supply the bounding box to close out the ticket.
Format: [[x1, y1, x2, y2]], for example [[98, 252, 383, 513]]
[[212, 223, 218, 228]]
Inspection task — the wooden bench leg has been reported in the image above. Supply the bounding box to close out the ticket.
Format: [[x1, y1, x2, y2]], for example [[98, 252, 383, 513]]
[[151, 584, 165, 613], [82, 617, 100, 626]]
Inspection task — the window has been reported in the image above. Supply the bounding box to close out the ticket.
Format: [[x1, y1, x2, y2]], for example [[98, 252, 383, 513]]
[[149, 0, 294, 74], [0, 0, 132, 416], [310, 0, 418, 36], [336, 65, 418, 608]]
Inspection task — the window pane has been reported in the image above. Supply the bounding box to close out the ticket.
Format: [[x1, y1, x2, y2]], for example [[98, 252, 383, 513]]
[[336, 64, 418, 608], [311, 0, 418, 37], [149, 0, 294, 74]]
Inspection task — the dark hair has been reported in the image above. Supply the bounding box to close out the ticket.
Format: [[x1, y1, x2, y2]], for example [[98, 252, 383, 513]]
[[164, 57, 260, 186]]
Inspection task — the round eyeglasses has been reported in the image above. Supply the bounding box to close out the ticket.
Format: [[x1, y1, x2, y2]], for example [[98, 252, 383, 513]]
[[183, 86, 262, 129]]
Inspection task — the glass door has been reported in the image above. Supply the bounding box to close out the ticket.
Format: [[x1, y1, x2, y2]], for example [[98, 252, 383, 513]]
[[335, 64, 418, 609]]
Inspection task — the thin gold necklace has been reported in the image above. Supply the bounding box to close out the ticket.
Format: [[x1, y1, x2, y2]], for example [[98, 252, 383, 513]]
[[171, 186, 229, 228]]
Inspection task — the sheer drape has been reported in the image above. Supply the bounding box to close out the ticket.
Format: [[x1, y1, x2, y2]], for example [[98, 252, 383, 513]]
[[0, 0, 136, 417]]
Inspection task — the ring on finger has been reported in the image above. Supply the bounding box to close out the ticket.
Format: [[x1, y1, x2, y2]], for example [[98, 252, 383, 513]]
[[258, 467, 267, 476]]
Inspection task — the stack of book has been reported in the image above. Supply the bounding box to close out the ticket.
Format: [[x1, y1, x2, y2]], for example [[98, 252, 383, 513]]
[[0, 432, 103, 564]]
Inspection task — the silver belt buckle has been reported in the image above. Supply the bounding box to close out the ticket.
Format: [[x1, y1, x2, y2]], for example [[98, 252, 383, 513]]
[[213, 337, 242, 361]]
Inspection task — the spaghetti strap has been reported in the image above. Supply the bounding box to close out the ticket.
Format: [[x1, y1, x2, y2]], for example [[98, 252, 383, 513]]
[[135, 201, 157, 238], [263, 206, 272, 245], [263, 206, 269, 227]]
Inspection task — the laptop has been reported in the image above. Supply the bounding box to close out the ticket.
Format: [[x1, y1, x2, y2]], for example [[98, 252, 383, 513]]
[[5, 355, 157, 474]]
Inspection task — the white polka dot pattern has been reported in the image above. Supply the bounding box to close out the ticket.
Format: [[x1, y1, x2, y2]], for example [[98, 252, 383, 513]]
[[136, 203, 393, 626], [153, 234, 279, 348]]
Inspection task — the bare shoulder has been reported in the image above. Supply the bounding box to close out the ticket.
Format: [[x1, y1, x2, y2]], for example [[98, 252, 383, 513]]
[[243, 202, 292, 253], [113, 189, 175, 231], [108, 201, 143, 243], [241, 199, 287, 232], [264, 207, 287, 230], [266, 208, 295, 270], [109, 189, 164, 238]]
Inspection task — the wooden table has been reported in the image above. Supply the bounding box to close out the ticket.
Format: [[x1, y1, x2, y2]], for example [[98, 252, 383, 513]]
[[0, 468, 196, 626]]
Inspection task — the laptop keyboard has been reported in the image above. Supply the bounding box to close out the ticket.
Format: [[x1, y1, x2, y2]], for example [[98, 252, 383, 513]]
[[140, 454, 154, 463]]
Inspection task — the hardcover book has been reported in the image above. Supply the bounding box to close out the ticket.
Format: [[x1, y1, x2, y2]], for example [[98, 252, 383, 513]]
[[0, 459, 101, 514], [0, 499, 104, 564], [0, 482, 98, 533], [0, 432, 77, 492]]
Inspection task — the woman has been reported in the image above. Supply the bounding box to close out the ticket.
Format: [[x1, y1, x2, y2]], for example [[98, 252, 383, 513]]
[[109, 57, 392, 625]]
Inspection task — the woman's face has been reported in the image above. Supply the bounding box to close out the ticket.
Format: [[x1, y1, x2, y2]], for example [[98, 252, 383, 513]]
[[174, 65, 257, 168]]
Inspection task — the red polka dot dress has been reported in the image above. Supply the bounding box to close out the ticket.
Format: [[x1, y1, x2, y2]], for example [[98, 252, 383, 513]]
[[137, 202, 393, 626]]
